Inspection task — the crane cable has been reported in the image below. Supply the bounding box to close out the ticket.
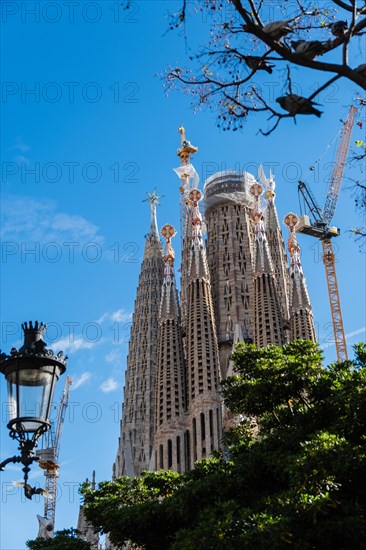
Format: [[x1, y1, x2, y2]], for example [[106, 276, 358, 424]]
[[301, 104, 353, 190]]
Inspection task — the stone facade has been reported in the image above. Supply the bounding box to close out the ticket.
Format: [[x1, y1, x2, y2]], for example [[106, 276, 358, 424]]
[[77, 472, 99, 549], [204, 171, 255, 378], [284, 213, 317, 343], [153, 224, 187, 473], [114, 202, 164, 478], [114, 133, 317, 478]]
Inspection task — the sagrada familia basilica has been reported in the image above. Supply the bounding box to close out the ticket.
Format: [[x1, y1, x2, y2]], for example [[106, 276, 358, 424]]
[[112, 127, 317, 478]]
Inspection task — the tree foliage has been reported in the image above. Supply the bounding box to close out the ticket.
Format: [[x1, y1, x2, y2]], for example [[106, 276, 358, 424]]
[[164, 0, 366, 135], [83, 340, 366, 549], [26, 528, 90, 550]]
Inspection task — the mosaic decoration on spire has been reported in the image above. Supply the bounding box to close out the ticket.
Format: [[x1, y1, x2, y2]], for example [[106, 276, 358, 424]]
[[284, 213, 302, 274], [250, 182, 265, 238], [258, 165, 276, 203], [161, 224, 177, 284], [174, 127, 199, 219]]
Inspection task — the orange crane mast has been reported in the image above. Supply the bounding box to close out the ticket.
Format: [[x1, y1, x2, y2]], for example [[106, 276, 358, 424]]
[[296, 105, 357, 362], [322, 239, 347, 361]]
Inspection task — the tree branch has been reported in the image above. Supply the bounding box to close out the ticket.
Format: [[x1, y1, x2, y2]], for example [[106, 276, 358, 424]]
[[243, 23, 366, 89], [247, 0, 263, 26], [231, 0, 253, 26], [165, 1, 366, 134], [332, 0, 354, 12], [307, 74, 342, 103]]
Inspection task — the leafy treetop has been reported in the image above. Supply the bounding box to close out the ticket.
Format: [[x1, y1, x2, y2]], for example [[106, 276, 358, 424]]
[[82, 340, 366, 549], [26, 528, 91, 550]]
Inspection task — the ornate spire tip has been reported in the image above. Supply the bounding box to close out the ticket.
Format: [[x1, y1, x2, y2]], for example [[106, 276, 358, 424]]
[[177, 126, 198, 157], [143, 189, 164, 208]]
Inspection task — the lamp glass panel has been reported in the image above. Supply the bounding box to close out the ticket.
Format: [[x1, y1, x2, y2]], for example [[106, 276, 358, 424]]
[[7, 367, 56, 432]]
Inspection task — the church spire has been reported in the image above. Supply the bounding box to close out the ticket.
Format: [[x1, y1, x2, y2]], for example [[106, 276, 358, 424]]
[[143, 189, 163, 240], [251, 182, 285, 347], [259, 166, 290, 338], [284, 213, 317, 342], [251, 182, 274, 276], [160, 224, 179, 319], [185, 185, 222, 468], [187, 189, 210, 281], [154, 225, 187, 472], [174, 127, 199, 329], [76, 472, 99, 549], [114, 192, 164, 478]]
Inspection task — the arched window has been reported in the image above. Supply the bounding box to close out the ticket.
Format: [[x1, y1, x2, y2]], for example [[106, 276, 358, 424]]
[[193, 418, 197, 462], [159, 444, 164, 469], [168, 439, 173, 469], [185, 430, 191, 471], [177, 436, 181, 465], [209, 409, 213, 437], [200, 412, 206, 441]]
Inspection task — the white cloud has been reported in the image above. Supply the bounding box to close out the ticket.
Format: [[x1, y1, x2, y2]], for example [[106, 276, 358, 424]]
[[97, 308, 132, 324], [345, 326, 366, 340], [105, 348, 124, 364], [14, 155, 31, 165], [72, 372, 92, 390], [54, 337, 97, 353], [11, 137, 30, 153], [100, 378, 119, 393], [111, 309, 132, 322], [320, 326, 366, 349], [1, 195, 104, 245]]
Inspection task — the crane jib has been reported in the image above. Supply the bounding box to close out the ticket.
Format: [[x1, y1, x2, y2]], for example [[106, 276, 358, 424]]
[[323, 105, 357, 226], [296, 105, 357, 364]]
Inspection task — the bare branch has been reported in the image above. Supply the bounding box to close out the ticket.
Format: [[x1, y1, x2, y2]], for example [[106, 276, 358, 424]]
[[307, 74, 342, 103], [223, 91, 269, 114], [286, 65, 294, 95], [243, 24, 366, 89], [332, 0, 355, 12], [353, 17, 366, 35], [247, 0, 263, 26], [164, 0, 366, 134], [231, 0, 253, 26]]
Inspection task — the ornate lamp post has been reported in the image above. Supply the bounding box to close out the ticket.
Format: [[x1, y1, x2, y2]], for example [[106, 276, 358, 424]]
[[0, 321, 67, 497]]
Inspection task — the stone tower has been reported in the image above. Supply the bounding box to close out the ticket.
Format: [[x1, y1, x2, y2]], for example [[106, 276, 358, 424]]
[[114, 192, 164, 477], [113, 129, 317, 481], [204, 171, 256, 379], [260, 167, 291, 341], [184, 188, 222, 468], [153, 224, 187, 473], [174, 127, 198, 333], [77, 472, 99, 549], [251, 182, 285, 348], [284, 213, 317, 342]]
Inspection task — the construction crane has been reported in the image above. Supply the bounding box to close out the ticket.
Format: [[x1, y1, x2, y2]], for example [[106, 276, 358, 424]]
[[36, 375, 72, 539], [296, 105, 357, 362]]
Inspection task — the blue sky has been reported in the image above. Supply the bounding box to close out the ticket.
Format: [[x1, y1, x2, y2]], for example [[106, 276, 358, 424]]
[[1, 2, 365, 548]]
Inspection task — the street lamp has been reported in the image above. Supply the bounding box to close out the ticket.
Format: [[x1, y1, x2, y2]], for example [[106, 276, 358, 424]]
[[0, 321, 67, 496]]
